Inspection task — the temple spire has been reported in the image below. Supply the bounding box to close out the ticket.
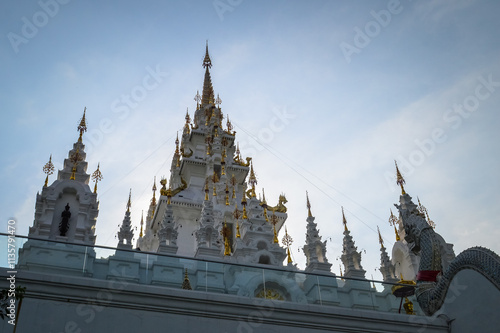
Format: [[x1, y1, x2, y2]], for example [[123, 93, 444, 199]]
[[201, 42, 215, 106], [117, 190, 134, 249], [378, 226, 398, 283], [302, 194, 331, 272], [340, 209, 366, 279]]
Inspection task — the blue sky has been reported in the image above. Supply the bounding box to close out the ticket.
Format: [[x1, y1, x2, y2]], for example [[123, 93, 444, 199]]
[[1, 0, 500, 280]]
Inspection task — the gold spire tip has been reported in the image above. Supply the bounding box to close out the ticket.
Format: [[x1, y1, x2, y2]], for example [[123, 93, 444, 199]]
[[126, 188, 132, 212], [342, 206, 348, 231], [395, 160, 406, 195], [377, 226, 384, 248]]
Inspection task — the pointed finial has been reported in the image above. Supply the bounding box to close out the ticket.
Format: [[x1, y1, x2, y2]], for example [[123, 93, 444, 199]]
[[389, 209, 401, 241], [222, 218, 231, 256], [231, 174, 237, 199], [139, 211, 144, 238], [126, 189, 132, 213], [226, 114, 233, 135], [342, 206, 348, 232], [202, 40, 212, 68], [306, 191, 312, 217], [69, 148, 83, 180], [377, 226, 384, 249], [194, 90, 201, 110], [236, 219, 241, 238], [395, 160, 406, 195], [77, 107, 87, 142], [43, 154, 55, 187], [233, 203, 241, 220], [260, 188, 269, 222], [182, 268, 192, 290], [151, 176, 157, 206], [417, 197, 436, 229], [91, 163, 103, 193], [204, 177, 209, 201], [215, 93, 222, 107], [282, 227, 293, 264], [248, 160, 257, 197]]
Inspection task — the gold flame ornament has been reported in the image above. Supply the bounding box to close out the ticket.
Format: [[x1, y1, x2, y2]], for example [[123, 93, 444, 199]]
[[42, 154, 55, 187], [91, 163, 103, 193], [282, 227, 293, 264], [388, 209, 401, 241]]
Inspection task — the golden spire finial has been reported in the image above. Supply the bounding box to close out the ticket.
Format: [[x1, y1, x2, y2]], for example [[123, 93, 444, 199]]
[[212, 171, 219, 196], [126, 188, 132, 213], [248, 161, 257, 197], [221, 148, 226, 176], [175, 132, 181, 167], [166, 183, 173, 205], [417, 197, 436, 229], [91, 163, 103, 193], [139, 211, 144, 238], [201, 42, 214, 105], [222, 218, 231, 256], [230, 174, 237, 199], [203, 40, 212, 68], [77, 107, 87, 142], [260, 188, 269, 222], [69, 147, 83, 180], [270, 209, 279, 243], [236, 219, 241, 238], [389, 209, 401, 241], [377, 226, 384, 249], [395, 160, 406, 195], [184, 108, 191, 134], [282, 226, 293, 264], [182, 268, 192, 290], [151, 176, 157, 206], [43, 154, 55, 187], [342, 206, 348, 232], [233, 203, 241, 220], [204, 178, 209, 201], [306, 191, 312, 218]]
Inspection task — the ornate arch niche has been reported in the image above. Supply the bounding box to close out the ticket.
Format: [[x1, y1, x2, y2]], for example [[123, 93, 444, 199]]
[[254, 282, 288, 301]]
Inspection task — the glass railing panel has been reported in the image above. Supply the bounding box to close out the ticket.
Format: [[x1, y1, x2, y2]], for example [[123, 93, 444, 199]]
[[0, 233, 423, 315]]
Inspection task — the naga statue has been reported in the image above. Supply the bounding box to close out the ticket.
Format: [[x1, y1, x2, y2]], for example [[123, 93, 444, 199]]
[[268, 194, 288, 213], [397, 194, 500, 315]]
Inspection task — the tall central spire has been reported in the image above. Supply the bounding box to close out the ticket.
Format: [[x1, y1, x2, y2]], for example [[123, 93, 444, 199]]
[[201, 41, 215, 106]]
